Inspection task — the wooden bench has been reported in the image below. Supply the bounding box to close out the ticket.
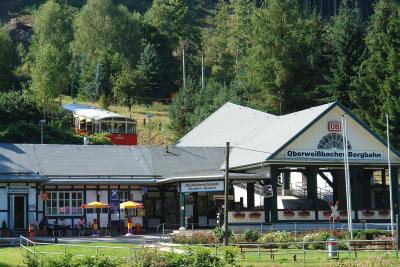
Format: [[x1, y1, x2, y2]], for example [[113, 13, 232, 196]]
[[350, 240, 394, 258], [236, 243, 278, 259]]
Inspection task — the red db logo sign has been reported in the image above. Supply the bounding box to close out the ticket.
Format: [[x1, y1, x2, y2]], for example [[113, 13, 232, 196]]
[[328, 121, 341, 132]]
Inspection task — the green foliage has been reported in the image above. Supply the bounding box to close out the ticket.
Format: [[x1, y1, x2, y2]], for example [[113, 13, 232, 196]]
[[351, 229, 392, 240], [212, 226, 233, 243], [88, 133, 112, 145], [241, 0, 326, 114], [0, 29, 18, 91], [30, 1, 74, 110], [317, 0, 365, 108], [145, 0, 200, 48], [0, 91, 80, 144], [351, 0, 400, 147], [170, 78, 248, 137], [136, 43, 162, 100], [243, 229, 260, 242], [30, 43, 69, 111], [171, 232, 217, 244], [222, 246, 240, 266], [259, 231, 296, 248], [25, 253, 122, 267]]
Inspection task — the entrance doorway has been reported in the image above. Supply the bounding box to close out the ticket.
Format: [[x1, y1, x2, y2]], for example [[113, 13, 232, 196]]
[[10, 195, 26, 229]]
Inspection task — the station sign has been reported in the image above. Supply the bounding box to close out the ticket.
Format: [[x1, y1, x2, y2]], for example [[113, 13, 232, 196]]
[[284, 149, 384, 160], [181, 181, 224, 193], [7, 186, 30, 194]]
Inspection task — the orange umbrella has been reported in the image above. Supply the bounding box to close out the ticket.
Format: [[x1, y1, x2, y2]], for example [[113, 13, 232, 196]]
[[81, 201, 109, 209], [120, 201, 144, 209]]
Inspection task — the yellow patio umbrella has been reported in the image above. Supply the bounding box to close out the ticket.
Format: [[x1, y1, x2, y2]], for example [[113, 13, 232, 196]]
[[119, 201, 144, 209], [81, 201, 109, 209], [81, 201, 109, 237], [120, 201, 144, 236]]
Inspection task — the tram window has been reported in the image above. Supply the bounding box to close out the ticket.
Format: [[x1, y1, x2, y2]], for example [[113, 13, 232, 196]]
[[127, 123, 134, 134], [80, 120, 86, 130], [87, 122, 92, 133], [114, 123, 123, 133], [101, 122, 111, 133]]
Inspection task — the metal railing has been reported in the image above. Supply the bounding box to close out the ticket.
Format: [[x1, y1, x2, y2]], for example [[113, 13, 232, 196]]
[[156, 222, 202, 240], [20, 235, 398, 262], [20, 236, 140, 257]]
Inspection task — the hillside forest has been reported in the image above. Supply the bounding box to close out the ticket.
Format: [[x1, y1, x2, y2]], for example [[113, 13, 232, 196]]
[[1, 0, 400, 147]]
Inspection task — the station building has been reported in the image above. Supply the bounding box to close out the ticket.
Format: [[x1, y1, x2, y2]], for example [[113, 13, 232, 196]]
[[0, 101, 399, 232]]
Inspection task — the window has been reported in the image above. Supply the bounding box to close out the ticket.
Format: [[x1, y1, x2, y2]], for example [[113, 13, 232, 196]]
[[45, 191, 83, 216], [118, 190, 129, 203], [317, 133, 352, 150]]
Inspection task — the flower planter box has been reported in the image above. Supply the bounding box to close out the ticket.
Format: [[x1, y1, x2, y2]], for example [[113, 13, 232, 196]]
[[379, 209, 390, 216], [323, 211, 331, 217], [362, 210, 375, 217], [283, 210, 295, 216], [249, 212, 261, 219], [298, 211, 310, 217], [233, 212, 246, 219]]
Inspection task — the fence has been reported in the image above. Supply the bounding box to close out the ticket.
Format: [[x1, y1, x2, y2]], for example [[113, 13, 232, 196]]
[[19, 236, 141, 258], [20, 235, 399, 263]]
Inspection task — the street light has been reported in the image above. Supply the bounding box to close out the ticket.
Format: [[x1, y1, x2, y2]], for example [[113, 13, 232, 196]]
[[39, 119, 46, 144], [146, 113, 154, 145]]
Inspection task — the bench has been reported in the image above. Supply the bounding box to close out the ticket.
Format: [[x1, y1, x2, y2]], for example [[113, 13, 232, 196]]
[[236, 243, 278, 259], [350, 240, 394, 258]]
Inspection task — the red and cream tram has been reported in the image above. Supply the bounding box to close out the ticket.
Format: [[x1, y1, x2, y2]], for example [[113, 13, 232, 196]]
[[63, 104, 137, 145]]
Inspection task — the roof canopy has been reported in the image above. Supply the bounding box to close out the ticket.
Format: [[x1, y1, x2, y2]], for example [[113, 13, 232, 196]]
[[63, 103, 133, 121]]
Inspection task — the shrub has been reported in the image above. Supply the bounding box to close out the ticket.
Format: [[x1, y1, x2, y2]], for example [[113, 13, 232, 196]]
[[25, 253, 122, 267], [223, 246, 240, 266], [213, 227, 232, 243], [129, 248, 169, 267], [243, 229, 260, 242], [171, 232, 216, 244], [350, 229, 391, 240], [259, 231, 296, 248], [184, 247, 224, 267]]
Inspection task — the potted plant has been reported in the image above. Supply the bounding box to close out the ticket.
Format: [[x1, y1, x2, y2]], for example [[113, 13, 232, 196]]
[[1, 220, 8, 237], [379, 209, 390, 216], [249, 212, 261, 218], [363, 209, 375, 217], [283, 209, 295, 216], [233, 212, 246, 219]]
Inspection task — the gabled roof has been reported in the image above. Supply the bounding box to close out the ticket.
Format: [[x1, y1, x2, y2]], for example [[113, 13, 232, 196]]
[[0, 144, 225, 183], [177, 102, 336, 167]]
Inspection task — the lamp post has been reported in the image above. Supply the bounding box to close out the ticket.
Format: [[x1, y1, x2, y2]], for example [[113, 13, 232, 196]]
[[39, 119, 46, 144], [146, 113, 154, 145]]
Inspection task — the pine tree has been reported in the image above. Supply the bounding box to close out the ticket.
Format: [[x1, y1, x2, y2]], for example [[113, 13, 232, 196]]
[[351, 0, 400, 146], [136, 43, 161, 98], [0, 30, 18, 91], [317, 0, 365, 108], [242, 0, 325, 114]]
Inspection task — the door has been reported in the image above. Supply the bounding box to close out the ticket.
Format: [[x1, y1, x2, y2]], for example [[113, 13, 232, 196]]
[[11, 195, 26, 229]]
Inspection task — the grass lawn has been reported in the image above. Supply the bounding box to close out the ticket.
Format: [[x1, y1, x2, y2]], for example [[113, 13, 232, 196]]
[[2, 242, 400, 266], [0, 242, 139, 267]]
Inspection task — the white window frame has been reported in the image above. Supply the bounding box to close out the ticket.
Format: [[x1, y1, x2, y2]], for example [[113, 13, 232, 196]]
[[45, 191, 83, 216]]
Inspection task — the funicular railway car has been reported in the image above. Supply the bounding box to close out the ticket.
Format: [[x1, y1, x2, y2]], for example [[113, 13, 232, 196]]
[[63, 103, 137, 145]]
